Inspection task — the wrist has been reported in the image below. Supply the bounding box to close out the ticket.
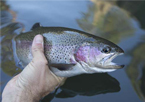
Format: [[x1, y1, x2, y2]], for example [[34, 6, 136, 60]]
[[2, 80, 40, 102]]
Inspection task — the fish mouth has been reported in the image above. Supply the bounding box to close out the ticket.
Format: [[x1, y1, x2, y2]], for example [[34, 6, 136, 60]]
[[101, 53, 124, 69]]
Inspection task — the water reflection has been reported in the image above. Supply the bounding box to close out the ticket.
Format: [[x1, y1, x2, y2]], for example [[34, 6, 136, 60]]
[[77, 0, 135, 43], [117, 1, 145, 29], [0, 1, 23, 77], [126, 37, 145, 101], [1, 23, 23, 76], [42, 73, 120, 102], [0, 1, 16, 26]]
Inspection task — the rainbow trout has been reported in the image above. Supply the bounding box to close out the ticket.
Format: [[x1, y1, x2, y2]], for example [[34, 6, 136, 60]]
[[14, 23, 124, 77]]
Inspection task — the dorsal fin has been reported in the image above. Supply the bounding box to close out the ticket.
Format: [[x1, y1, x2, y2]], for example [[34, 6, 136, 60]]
[[31, 23, 41, 30]]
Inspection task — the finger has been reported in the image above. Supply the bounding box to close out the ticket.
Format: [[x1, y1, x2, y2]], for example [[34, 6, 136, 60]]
[[32, 34, 45, 59], [31, 35, 48, 69]]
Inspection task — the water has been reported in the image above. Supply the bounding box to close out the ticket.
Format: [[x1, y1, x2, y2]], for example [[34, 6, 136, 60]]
[[1, 1, 145, 102]]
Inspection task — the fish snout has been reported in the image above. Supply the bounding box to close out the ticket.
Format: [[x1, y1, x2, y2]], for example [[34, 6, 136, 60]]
[[116, 47, 124, 54]]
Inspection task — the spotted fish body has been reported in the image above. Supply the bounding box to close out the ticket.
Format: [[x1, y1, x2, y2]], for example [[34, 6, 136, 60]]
[[16, 28, 94, 66], [14, 24, 124, 77]]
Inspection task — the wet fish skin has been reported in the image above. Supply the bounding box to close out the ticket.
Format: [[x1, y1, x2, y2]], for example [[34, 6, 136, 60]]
[[14, 26, 124, 77]]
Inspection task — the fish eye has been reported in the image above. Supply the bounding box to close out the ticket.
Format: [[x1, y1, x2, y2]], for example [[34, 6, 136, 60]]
[[102, 46, 111, 54]]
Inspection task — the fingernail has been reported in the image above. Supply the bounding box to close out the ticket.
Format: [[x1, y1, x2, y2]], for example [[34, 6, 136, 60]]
[[35, 35, 43, 44]]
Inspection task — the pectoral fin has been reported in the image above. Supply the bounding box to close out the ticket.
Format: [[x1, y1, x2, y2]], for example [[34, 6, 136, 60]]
[[50, 62, 85, 77], [50, 64, 75, 71]]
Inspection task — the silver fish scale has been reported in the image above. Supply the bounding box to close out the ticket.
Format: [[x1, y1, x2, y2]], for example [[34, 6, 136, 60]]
[[43, 31, 87, 64], [16, 40, 32, 67]]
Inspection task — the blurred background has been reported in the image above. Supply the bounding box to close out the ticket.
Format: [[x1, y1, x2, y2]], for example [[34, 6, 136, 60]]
[[1, 0, 145, 102]]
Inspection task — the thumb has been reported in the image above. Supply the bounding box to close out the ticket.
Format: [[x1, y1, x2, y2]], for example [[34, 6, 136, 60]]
[[32, 35, 45, 59]]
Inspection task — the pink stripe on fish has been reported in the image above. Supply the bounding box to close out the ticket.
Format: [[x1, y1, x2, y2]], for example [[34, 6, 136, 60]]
[[75, 46, 101, 62], [16, 40, 52, 50], [75, 46, 89, 62], [89, 47, 101, 60]]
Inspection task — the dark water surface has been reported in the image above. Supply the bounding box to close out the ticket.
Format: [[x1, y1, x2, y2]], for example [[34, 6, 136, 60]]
[[1, 1, 145, 102]]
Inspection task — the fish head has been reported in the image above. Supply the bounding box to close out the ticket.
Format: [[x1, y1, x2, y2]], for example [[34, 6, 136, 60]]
[[75, 38, 124, 73]]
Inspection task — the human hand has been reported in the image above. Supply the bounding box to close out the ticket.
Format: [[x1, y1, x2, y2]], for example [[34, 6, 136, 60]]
[[2, 35, 66, 102]]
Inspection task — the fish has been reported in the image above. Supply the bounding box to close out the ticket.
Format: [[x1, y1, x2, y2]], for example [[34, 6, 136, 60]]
[[14, 23, 124, 77]]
